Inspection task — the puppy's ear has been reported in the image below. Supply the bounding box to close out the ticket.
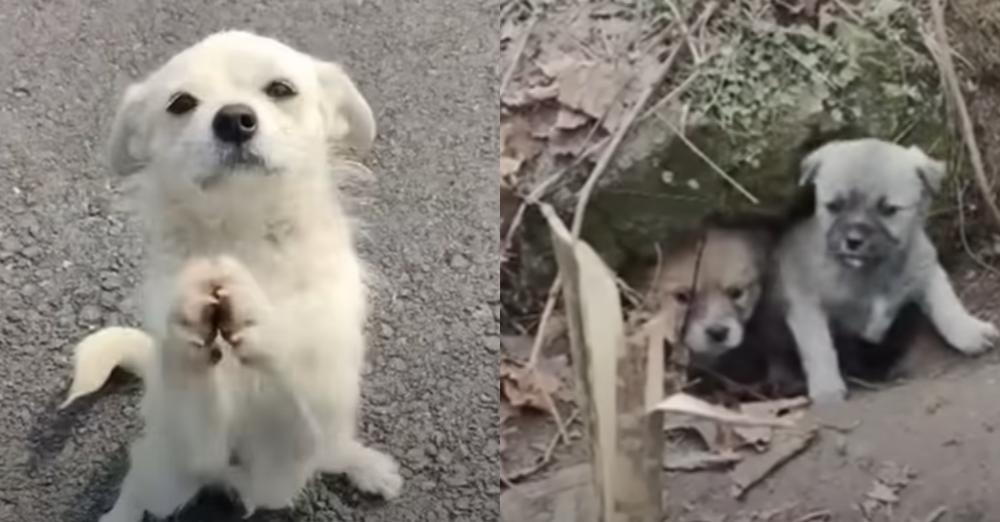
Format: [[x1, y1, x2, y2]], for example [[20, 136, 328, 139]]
[[798, 142, 834, 186], [907, 145, 946, 195], [107, 84, 150, 176], [314, 61, 376, 159]]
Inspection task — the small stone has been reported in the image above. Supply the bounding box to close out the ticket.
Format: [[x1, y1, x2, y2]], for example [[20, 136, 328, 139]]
[[484, 335, 500, 353], [437, 449, 454, 464], [448, 253, 470, 269], [79, 304, 102, 323], [380, 323, 395, 338]]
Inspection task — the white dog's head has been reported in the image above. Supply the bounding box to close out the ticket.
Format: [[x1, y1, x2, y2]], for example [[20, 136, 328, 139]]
[[108, 30, 375, 186], [799, 138, 944, 270]]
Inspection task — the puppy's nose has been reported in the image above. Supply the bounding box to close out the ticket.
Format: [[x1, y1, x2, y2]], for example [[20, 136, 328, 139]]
[[213, 104, 257, 144], [844, 226, 870, 252], [705, 325, 729, 343]]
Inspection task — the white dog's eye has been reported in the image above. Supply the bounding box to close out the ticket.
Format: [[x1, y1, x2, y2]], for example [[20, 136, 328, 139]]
[[166, 92, 199, 115], [264, 80, 297, 99]]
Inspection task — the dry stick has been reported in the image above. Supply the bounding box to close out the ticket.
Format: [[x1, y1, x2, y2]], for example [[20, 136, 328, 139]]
[[639, 63, 707, 122], [793, 510, 833, 522], [925, 0, 1000, 230], [500, 14, 539, 95], [502, 84, 625, 254], [506, 408, 581, 482], [924, 506, 948, 522], [655, 114, 760, 204], [570, 39, 689, 237], [955, 181, 1000, 278], [663, 0, 701, 63]]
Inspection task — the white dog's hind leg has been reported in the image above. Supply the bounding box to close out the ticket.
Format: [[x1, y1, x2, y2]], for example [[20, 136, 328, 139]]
[[920, 265, 999, 354], [786, 302, 847, 403], [320, 436, 403, 499], [100, 435, 200, 522]]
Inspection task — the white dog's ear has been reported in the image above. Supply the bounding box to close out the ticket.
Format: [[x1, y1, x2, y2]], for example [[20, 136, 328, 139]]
[[907, 145, 946, 195], [107, 84, 150, 176], [799, 142, 834, 186], [314, 61, 376, 159]]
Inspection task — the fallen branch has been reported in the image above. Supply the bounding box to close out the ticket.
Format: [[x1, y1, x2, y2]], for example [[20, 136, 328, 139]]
[[922, 0, 1000, 230], [506, 409, 581, 482], [924, 505, 948, 522], [569, 38, 686, 237], [501, 14, 539, 95]]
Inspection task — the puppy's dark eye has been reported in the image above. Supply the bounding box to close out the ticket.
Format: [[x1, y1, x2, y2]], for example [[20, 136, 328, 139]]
[[673, 289, 692, 305], [878, 201, 901, 217], [166, 92, 198, 115], [825, 199, 845, 214], [726, 287, 744, 300], [264, 80, 297, 99]]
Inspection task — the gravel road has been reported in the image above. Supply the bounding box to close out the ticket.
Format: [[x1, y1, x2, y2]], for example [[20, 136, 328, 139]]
[[0, 1, 498, 520]]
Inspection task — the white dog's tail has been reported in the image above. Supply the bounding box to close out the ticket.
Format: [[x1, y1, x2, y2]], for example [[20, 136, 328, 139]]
[[60, 326, 155, 409]]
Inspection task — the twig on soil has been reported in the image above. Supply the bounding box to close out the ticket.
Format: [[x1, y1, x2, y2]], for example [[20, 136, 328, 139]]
[[501, 14, 539, 96], [654, 114, 760, 204], [663, 0, 702, 63], [921, 0, 1000, 231], [506, 408, 580, 482], [570, 37, 688, 237], [955, 181, 1000, 278], [831, 0, 866, 26], [523, 276, 571, 445], [639, 60, 709, 123], [527, 275, 561, 369], [793, 509, 833, 522], [923, 505, 948, 522]]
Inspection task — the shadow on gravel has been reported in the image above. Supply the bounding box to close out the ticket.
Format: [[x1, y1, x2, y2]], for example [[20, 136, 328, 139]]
[[26, 369, 141, 470]]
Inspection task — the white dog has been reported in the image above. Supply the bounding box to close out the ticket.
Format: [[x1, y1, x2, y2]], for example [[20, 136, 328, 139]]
[[61, 31, 402, 521]]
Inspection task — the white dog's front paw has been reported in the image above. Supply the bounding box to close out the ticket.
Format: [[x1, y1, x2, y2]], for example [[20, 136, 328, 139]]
[[169, 256, 270, 366], [945, 316, 999, 355], [807, 373, 848, 405], [348, 448, 404, 499]]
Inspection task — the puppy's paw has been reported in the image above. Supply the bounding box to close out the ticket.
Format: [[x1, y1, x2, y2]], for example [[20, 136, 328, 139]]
[[170, 258, 225, 364], [807, 374, 848, 405], [212, 257, 270, 364], [946, 316, 999, 355], [348, 448, 404, 499]]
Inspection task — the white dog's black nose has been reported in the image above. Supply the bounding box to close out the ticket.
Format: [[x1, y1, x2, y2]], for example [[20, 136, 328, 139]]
[[706, 325, 729, 343], [213, 104, 257, 144]]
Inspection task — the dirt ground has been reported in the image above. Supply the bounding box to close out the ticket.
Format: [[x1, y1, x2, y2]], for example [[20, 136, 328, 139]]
[[502, 265, 1000, 521]]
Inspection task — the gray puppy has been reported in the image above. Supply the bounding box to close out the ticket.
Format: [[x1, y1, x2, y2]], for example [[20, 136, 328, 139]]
[[775, 138, 998, 403]]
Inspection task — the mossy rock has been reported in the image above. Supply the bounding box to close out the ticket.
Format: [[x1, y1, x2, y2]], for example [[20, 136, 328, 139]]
[[506, 2, 964, 318]]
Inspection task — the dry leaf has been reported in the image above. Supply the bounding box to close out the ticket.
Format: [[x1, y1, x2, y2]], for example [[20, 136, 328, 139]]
[[866, 481, 899, 504], [500, 114, 543, 166], [549, 127, 594, 157], [664, 419, 722, 452], [651, 393, 796, 428], [555, 108, 590, 130], [500, 156, 523, 182], [730, 426, 818, 498], [553, 61, 628, 129], [501, 360, 561, 414], [664, 450, 743, 471], [734, 397, 810, 450], [502, 82, 560, 107]]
